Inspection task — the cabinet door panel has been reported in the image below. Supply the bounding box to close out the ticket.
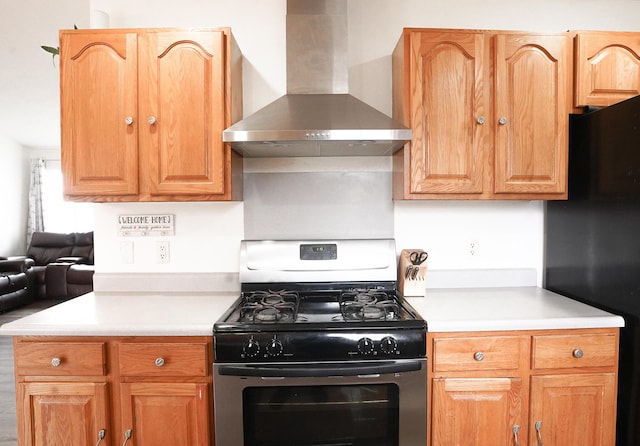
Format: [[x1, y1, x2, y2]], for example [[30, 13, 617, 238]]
[[140, 31, 226, 196], [575, 32, 640, 106], [530, 374, 616, 446], [494, 34, 570, 195], [60, 32, 139, 197], [18, 382, 109, 446], [408, 31, 488, 194], [120, 382, 210, 446], [432, 377, 522, 446]]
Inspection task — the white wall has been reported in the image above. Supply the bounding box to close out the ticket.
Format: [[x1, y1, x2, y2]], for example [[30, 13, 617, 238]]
[[0, 136, 29, 254], [85, 0, 640, 287]]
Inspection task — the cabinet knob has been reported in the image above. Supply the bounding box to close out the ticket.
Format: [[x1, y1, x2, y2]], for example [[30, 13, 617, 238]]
[[572, 348, 584, 359], [498, 117, 507, 125], [512, 424, 520, 446], [155, 357, 165, 367], [473, 351, 485, 361], [476, 116, 486, 125], [51, 357, 61, 367], [147, 116, 157, 125], [124, 117, 134, 126]]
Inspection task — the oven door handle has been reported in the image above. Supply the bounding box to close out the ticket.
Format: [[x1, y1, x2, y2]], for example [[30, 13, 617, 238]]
[[217, 360, 423, 378]]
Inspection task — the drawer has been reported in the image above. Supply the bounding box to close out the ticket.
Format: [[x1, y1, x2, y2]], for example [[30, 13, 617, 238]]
[[118, 342, 208, 377], [532, 333, 617, 369], [433, 336, 522, 372], [14, 342, 106, 376]]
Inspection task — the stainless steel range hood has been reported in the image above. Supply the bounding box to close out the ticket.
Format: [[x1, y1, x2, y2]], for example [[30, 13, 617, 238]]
[[223, 0, 411, 157]]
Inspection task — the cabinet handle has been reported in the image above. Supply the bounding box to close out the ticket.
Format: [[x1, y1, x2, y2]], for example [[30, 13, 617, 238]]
[[124, 117, 134, 126], [512, 424, 520, 446], [50, 357, 61, 367], [498, 117, 507, 125], [155, 357, 165, 367], [147, 116, 157, 125], [572, 348, 584, 359], [122, 429, 132, 446], [476, 116, 485, 125], [95, 429, 106, 446], [473, 351, 485, 361], [535, 420, 543, 446]]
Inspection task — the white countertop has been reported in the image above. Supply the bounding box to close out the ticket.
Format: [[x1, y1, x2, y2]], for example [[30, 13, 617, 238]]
[[0, 287, 624, 337], [0, 292, 239, 336], [407, 286, 625, 332]]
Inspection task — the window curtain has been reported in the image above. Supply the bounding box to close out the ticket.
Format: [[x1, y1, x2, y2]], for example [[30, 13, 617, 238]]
[[26, 158, 45, 249]]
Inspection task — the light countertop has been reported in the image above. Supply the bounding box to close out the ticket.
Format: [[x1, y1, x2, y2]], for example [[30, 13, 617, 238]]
[[0, 287, 625, 337], [407, 286, 625, 332], [0, 292, 239, 336]]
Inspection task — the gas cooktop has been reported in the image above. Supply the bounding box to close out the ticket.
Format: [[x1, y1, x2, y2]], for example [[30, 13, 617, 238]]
[[213, 239, 426, 363]]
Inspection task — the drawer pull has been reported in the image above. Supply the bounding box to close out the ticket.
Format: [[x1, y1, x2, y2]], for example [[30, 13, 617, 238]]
[[122, 429, 132, 446], [50, 357, 62, 367], [512, 424, 520, 446], [95, 429, 106, 446], [155, 357, 165, 367], [473, 352, 485, 361], [572, 348, 584, 359], [535, 420, 543, 446]]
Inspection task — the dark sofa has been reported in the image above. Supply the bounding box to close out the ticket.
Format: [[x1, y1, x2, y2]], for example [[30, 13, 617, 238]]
[[0, 232, 94, 313]]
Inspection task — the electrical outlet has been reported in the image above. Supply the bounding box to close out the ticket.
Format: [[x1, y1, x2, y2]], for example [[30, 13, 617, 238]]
[[157, 241, 170, 263], [469, 241, 480, 256]]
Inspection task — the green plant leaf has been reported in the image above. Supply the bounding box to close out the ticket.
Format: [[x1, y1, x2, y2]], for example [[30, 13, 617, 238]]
[[41, 45, 59, 55]]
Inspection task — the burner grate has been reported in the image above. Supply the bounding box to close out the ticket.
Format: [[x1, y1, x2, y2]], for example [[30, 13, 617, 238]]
[[339, 289, 401, 321], [239, 290, 299, 323]]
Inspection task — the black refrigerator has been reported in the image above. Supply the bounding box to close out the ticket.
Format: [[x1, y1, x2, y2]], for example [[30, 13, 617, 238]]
[[545, 94, 640, 446]]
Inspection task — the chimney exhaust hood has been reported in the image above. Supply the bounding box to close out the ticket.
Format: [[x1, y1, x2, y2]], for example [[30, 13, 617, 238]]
[[223, 0, 411, 157]]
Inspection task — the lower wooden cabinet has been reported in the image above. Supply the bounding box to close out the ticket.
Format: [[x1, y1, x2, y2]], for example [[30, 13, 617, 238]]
[[17, 382, 109, 446], [432, 377, 523, 446], [427, 328, 619, 446], [13, 336, 212, 446]]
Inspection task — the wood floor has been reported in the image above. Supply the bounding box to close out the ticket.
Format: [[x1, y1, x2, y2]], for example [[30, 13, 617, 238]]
[[0, 299, 65, 446]]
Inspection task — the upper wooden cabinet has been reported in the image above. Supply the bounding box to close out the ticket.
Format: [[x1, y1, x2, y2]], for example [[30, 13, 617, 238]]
[[59, 28, 243, 202], [392, 28, 571, 200], [574, 31, 640, 107]]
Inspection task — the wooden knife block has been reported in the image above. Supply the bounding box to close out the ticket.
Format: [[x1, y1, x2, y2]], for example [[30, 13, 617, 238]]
[[398, 249, 427, 297]]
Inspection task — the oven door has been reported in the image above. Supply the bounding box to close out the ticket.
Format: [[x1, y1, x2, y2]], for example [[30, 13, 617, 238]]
[[213, 358, 427, 446]]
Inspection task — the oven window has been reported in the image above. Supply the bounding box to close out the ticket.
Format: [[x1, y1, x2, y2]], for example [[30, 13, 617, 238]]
[[243, 384, 399, 446]]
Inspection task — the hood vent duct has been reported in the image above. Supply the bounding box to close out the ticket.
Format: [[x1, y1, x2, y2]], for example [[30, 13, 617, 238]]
[[223, 0, 411, 157]]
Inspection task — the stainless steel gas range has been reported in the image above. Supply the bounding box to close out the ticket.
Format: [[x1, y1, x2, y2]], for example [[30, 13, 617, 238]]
[[213, 239, 427, 446]]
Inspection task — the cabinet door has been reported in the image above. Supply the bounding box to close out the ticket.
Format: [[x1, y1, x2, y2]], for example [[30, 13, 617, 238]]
[[431, 377, 523, 446], [407, 30, 489, 195], [494, 34, 570, 195], [529, 373, 616, 446], [139, 31, 226, 197], [60, 31, 139, 197], [575, 31, 640, 107], [119, 382, 210, 446], [17, 382, 109, 446]]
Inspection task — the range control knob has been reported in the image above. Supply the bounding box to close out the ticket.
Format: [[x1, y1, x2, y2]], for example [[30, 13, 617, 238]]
[[266, 338, 284, 357], [243, 338, 260, 358], [380, 336, 398, 355], [357, 337, 375, 355]]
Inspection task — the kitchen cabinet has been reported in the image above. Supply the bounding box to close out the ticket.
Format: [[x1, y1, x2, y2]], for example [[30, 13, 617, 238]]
[[59, 28, 243, 202], [13, 336, 212, 446], [392, 28, 571, 199], [574, 31, 640, 107], [427, 328, 618, 446]]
